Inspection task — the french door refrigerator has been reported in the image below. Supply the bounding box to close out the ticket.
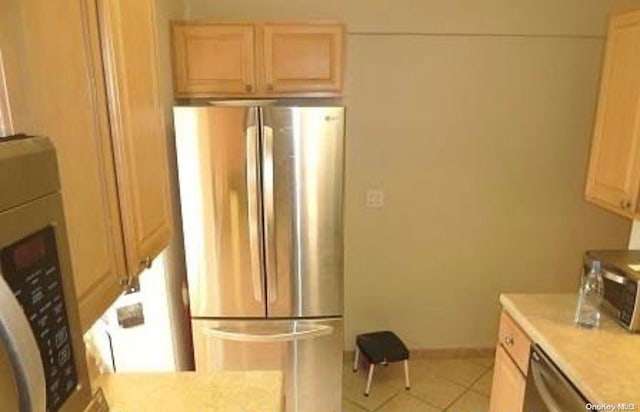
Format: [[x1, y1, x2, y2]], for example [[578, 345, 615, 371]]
[[174, 103, 344, 412]]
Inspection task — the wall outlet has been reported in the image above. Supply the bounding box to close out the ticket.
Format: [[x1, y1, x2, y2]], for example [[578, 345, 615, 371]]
[[365, 189, 385, 208]]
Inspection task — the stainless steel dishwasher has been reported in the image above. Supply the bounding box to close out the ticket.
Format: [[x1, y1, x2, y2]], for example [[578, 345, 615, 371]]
[[523, 345, 588, 412]]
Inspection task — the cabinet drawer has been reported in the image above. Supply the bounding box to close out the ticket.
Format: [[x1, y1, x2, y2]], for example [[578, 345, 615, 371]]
[[498, 311, 532, 375]]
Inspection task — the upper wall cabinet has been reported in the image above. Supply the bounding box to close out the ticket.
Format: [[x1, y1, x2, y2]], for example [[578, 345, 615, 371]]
[[13, 0, 127, 331], [171, 22, 345, 98], [5, 0, 173, 331], [585, 10, 640, 218], [262, 23, 343, 94], [172, 23, 256, 95], [98, 0, 173, 275]]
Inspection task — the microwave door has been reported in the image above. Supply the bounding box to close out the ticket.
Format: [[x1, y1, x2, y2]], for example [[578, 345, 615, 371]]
[[0, 275, 46, 412], [0, 344, 20, 412]]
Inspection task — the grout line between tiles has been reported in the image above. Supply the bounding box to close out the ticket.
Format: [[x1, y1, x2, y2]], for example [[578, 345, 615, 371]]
[[344, 358, 494, 412], [441, 367, 493, 411], [466, 368, 490, 389], [371, 392, 400, 412]]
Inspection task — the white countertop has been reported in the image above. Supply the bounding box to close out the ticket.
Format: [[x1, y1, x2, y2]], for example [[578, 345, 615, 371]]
[[501, 293, 640, 406], [96, 371, 284, 412]]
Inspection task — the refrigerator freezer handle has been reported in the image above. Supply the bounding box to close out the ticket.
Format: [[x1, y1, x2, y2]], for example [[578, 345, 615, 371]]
[[204, 324, 333, 343], [261, 122, 277, 303], [246, 111, 265, 303], [0, 275, 46, 412]]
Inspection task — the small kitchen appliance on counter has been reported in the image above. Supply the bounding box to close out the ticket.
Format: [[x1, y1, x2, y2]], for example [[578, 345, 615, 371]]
[[584, 250, 640, 331], [174, 102, 345, 412], [0, 136, 91, 412]]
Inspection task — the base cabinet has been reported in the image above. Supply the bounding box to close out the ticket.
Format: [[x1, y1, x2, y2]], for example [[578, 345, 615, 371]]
[[489, 311, 532, 412], [489, 345, 526, 412]]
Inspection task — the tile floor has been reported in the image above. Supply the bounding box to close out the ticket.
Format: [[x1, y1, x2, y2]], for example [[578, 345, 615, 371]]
[[343, 356, 494, 412]]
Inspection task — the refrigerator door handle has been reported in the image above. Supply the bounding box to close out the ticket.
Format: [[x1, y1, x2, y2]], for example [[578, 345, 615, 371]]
[[0, 275, 46, 412], [261, 122, 277, 303], [246, 111, 265, 303], [204, 324, 333, 343]]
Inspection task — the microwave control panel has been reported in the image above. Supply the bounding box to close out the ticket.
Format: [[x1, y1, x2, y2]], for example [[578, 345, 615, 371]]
[[0, 226, 78, 412]]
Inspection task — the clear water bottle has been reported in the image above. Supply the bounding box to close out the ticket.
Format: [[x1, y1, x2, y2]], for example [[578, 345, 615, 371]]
[[574, 260, 604, 328]]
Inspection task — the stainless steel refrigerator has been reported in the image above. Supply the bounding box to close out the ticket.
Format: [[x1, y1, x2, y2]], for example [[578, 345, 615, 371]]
[[173, 103, 344, 412]]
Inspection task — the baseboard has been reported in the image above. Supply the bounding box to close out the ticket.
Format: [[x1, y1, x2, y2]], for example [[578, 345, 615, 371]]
[[343, 346, 495, 362]]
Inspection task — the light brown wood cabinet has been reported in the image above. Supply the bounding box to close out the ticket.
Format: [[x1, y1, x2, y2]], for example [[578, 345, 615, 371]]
[[262, 23, 343, 94], [489, 311, 532, 412], [171, 22, 344, 98], [490, 345, 526, 412], [98, 0, 173, 276], [2, 0, 172, 331], [171, 23, 256, 96], [585, 10, 640, 218]]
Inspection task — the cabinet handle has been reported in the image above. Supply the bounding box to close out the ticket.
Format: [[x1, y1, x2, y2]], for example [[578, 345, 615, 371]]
[[620, 199, 632, 210], [504, 336, 514, 346], [140, 257, 152, 270], [267, 84, 274, 91], [245, 84, 253, 92]]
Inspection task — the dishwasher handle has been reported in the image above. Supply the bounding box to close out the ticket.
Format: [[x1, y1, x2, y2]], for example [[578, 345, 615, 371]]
[[529, 345, 588, 412], [531, 352, 563, 412]]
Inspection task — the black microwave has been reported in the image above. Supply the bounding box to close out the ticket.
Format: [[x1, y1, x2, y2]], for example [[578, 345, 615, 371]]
[[585, 250, 640, 332]]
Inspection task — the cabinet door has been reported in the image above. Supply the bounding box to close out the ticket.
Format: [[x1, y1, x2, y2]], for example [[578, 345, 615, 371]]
[[489, 345, 526, 412], [585, 10, 640, 218], [261, 23, 344, 94], [98, 0, 172, 277], [14, 0, 127, 331], [171, 23, 256, 97]]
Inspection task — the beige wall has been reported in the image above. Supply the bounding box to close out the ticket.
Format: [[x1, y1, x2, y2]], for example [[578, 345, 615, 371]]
[[176, 0, 631, 349]]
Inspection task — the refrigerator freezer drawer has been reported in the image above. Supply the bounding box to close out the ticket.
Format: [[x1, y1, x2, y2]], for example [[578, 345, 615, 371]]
[[192, 318, 343, 412]]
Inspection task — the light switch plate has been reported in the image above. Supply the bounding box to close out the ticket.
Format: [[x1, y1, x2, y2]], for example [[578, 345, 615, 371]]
[[365, 189, 384, 208]]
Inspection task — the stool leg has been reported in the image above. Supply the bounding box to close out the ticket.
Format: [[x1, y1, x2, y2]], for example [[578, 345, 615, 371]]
[[364, 363, 375, 397], [403, 359, 410, 390], [353, 348, 359, 372]]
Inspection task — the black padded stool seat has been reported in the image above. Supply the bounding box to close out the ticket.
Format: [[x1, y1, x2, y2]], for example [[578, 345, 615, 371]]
[[356, 331, 409, 364], [354, 331, 411, 396]]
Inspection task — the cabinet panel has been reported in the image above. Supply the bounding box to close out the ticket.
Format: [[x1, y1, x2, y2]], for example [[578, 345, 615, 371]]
[[262, 23, 343, 94], [586, 10, 640, 217], [489, 345, 526, 412], [98, 0, 172, 276], [0, 0, 34, 135], [15, 0, 126, 331], [498, 311, 532, 375], [172, 23, 255, 97]]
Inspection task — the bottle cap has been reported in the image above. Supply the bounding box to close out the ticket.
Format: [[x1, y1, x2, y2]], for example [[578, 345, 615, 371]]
[[592, 260, 601, 272]]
